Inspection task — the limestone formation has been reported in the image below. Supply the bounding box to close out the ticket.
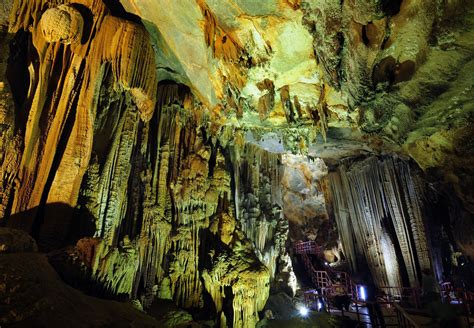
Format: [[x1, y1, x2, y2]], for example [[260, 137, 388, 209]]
[[39, 5, 84, 45], [0, 0, 473, 327], [329, 156, 431, 287]]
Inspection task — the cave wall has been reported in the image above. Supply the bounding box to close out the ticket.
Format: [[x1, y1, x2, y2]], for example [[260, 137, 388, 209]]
[[328, 156, 432, 287], [0, 0, 473, 326], [0, 1, 271, 327]]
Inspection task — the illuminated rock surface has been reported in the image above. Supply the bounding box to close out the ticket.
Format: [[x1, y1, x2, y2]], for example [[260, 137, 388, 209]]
[[0, 0, 473, 327]]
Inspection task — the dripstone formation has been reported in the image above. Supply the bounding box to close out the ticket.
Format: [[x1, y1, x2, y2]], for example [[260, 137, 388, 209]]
[[0, 0, 472, 327]]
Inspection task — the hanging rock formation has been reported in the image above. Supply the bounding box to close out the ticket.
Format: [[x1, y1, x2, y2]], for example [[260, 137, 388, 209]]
[[5, 0, 157, 241], [329, 156, 431, 287], [234, 144, 285, 280], [1, 1, 272, 326], [0, 0, 473, 326]]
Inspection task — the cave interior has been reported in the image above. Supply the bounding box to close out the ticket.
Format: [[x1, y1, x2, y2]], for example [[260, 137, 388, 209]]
[[0, 0, 473, 327]]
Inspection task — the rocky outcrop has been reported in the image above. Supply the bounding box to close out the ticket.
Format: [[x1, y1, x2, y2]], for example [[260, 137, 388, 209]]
[[0, 252, 160, 327], [0, 227, 37, 253]]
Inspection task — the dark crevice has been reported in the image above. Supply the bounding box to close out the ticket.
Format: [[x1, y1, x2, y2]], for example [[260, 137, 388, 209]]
[[381, 35, 390, 50], [102, 0, 142, 24], [6, 30, 30, 117], [381, 0, 403, 16], [70, 4, 93, 44], [361, 24, 370, 47]]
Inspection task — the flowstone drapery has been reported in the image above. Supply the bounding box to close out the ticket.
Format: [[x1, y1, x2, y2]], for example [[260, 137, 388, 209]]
[[329, 156, 431, 287], [4, 0, 157, 248], [234, 144, 286, 280], [74, 87, 270, 326], [1, 1, 270, 326]]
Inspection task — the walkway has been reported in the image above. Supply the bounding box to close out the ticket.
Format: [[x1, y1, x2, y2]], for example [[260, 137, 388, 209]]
[[295, 241, 474, 327]]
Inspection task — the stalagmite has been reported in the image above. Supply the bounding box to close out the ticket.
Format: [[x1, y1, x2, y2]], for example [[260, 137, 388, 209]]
[[1, 0, 472, 326]]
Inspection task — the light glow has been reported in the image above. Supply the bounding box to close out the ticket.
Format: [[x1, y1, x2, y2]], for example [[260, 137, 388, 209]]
[[298, 305, 309, 317], [317, 301, 322, 311], [359, 286, 367, 301]]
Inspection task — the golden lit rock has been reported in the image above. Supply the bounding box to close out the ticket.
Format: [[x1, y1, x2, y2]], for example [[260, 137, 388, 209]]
[[0, 0, 473, 326], [39, 5, 83, 44]]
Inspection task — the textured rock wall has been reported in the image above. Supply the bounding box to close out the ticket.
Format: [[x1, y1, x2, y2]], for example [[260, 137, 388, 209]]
[[77, 87, 269, 327], [281, 155, 342, 264], [329, 156, 431, 287], [1, 1, 271, 327], [4, 0, 157, 244], [301, 0, 437, 103], [233, 143, 295, 294], [0, 26, 17, 220]]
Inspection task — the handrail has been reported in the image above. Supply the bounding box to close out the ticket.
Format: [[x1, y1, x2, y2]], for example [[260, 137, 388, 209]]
[[296, 242, 425, 308], [393, 303, 421, 328], [296, 241, 357, 298], [378, 286, 422, 308], [295, 241, 323, 255]]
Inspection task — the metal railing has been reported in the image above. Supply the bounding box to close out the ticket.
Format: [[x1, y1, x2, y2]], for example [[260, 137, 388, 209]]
[[440, 282, 474, 327], [326, 298, 399, 327], [305, 294, 425, 327], [294, 242, 473, 327], [378, 286, 422, 309], [393, 303, 422, 328], [296, 241, 359, 298], [295, 241, 323, 255]]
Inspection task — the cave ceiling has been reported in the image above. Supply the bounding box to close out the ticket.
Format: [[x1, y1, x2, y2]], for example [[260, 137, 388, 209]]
[[2, 0, 472, 165], [0, 0, 473, 326], [0, 0, 472, 226], [117, 0, 474, 209]]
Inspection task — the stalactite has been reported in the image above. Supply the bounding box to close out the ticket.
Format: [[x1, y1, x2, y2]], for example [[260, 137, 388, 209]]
[[96, 106, 139, 245], [197, 0, 244, 64], [5, 2, 272, 325], [329, 156, 432, 288], [7, 0, 157, 237], [203, 224, 270, 328], [233, 143, 290, 283], [315, 84, 329, 142], [91, 237, 139, 296], [169, 147, 232, 308], [328, 171, 358, 272]]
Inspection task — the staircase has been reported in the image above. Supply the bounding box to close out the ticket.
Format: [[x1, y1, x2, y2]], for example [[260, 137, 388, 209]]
[[295, 241, 357, 298], [296, 241, 474, 327]]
